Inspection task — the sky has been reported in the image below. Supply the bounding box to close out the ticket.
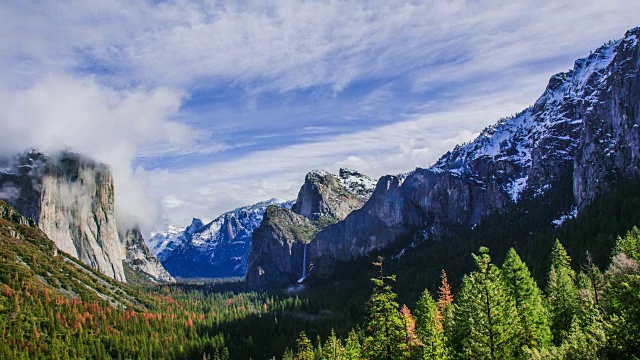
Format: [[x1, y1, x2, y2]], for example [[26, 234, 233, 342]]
[[1, 1, 639, 234]]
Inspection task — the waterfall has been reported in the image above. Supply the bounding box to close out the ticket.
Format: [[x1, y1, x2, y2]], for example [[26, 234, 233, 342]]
[[297, 242, 308, 283]]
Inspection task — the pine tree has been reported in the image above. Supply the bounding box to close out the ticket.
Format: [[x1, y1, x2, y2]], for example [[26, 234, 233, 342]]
[[502, 248, 551, 353], [321, 329, 344, 359], [454, 247, 517, 359], [296, 331, 314, 360], [613, 225, 640, 260], [582, 251, 604, 310], [363, 257, 408, 360], [545, 240, 579, 345], [437, 269, 455, 357], [601, 228, 640, 358], [282, 348, 295, 360], [414, 289, 447, 359], [438, 269, 453, 315], [344, 329, 361, 360]]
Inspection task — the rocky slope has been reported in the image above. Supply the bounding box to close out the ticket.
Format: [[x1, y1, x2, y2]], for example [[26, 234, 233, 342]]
[[245, 168, 375, 287], [246, 27, 640, 287], [0, 150, 172, 283], [120, 226, 175, 283], [160, 199, 292, 278], [0, 199, 149, 308], [292, 168, 377, 221]]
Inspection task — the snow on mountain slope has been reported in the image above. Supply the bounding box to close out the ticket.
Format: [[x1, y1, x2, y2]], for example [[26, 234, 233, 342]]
[[161, 198, 293, 278], [148, 224, 186, 261], [433, 34, 625, 203], [303, 27, 640, 280]]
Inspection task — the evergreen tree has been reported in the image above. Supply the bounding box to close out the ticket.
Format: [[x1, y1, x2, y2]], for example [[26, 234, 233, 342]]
[[602, 228, 640, 358], [321, 329, 344, 359], [582, 251, 604, 310], [282, 348, 295, 360], [545, 240, 579, 345], [414, 289, 447, 359], [343, 329, 361, 360], [613, 225, 640, 260], [454, 247, 517, 359], [502, 248, 551, 353], [363, 257, 409, 360], [296, 331, 314, 360]]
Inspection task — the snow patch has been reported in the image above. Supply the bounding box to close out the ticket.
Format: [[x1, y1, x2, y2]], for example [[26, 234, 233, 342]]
[[552, 208, 578, 228]]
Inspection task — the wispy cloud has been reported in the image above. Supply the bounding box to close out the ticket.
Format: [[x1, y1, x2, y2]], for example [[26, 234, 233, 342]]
[[1, 0, 639, 230]]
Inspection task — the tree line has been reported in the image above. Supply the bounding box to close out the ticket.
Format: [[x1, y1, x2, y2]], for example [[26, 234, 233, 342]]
[[284, 227, 640, 359]]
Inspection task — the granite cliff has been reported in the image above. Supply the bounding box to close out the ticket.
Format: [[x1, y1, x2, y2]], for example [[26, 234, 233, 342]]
[[0, 150, 172, 283]]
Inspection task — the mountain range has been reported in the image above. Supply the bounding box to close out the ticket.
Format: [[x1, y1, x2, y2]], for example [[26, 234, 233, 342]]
[[153, 168, 376, 279], [245, 27, 640, 288]]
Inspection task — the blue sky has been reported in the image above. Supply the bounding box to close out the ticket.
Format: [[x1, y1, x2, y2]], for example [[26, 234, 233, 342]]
[[1, 1, 640, 232]]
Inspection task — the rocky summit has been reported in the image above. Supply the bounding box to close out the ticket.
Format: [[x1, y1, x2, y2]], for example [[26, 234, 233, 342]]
[[245, 168, 375, 288], [120, 226, 175, 283]]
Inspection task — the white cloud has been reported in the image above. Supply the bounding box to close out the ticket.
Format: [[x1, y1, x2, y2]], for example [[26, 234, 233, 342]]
[[0, 74, 192, 232], [4, 1, 639, 93]]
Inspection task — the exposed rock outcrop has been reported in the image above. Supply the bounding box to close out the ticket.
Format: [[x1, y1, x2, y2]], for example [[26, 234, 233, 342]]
[[245, 206, 316, 288], [307, 28, 640, 275], [120, 226, 175, 283], [292, 169, 376, 221], [0, 150, 170, 283], [245, 169, 375, 288], [0, 151, 127, 281]]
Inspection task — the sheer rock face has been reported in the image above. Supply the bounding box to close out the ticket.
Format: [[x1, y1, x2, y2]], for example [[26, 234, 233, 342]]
[[0, 150, 165, 283], [310, 171, 508, 263], [120, 227, 175, 283], [37, 155, 126, 281], [245, 169, 374, 288], [245, 206, 314, 288], [572, 30, 640, 208]]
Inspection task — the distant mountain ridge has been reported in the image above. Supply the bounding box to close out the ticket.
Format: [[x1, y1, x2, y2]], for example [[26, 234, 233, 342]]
[[158, 198, 293, 278]]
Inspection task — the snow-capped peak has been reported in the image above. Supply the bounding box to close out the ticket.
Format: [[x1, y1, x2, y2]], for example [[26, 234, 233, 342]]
[[159, 198, 295, 278], [338, 168, 376, 197]]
